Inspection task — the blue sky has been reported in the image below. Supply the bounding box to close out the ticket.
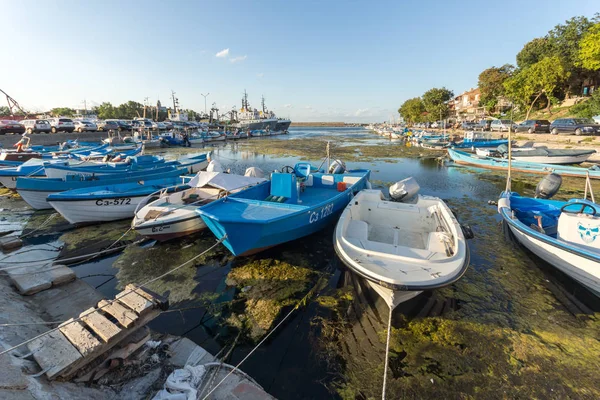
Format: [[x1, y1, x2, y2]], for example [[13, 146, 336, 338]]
[[2, 0, 598, 122]]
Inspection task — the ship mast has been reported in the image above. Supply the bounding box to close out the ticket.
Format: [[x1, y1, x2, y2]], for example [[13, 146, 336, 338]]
[[261, 95, 266, 113]]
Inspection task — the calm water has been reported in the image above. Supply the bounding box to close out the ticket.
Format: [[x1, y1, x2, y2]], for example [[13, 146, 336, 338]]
[[4, 126, 599, 399]]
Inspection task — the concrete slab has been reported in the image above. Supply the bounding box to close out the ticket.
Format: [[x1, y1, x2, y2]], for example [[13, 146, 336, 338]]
[[28, 330, 82, 380], [169, 338, 215, 368], [25, 279, 103, 321], [8, 264, 75, 296], [0, 389, 36, 400]]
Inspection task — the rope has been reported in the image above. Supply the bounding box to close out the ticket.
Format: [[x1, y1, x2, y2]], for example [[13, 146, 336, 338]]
[[200, 275, 326, 400], [19, 213, 57, 239], [382, 307, 393, 400], [0, 236, 225, 357]]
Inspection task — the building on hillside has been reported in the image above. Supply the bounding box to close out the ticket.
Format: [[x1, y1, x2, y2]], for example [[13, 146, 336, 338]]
[[452, 88, 484, 121]]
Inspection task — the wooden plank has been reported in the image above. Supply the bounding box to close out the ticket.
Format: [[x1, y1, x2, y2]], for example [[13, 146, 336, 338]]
[[125, 284, 169, 310], [59, 318, 102, 357], [80, 307, 121, 342], [59, 308, 161, 379], [98, 299, 138, 328], [28, 330, 83, 380], [117, 289, 154, 316]]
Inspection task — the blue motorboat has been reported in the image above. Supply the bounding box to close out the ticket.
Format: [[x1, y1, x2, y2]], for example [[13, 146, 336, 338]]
[[16, 166, 186, 210], [197, 163, 371, 256], [448, 148, 600, 179], [47, 175, 191, 224], [498, 192, 600, 297], [451, 139, 509, 149]]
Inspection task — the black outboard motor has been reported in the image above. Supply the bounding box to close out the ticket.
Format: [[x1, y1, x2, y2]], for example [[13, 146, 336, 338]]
[[535, 173, 562, 199]]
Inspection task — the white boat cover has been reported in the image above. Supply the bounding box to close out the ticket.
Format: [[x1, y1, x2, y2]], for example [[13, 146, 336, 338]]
[[206, 159, 224, 172], [244, 167, 265, 178], [187, 171, 266, 190]]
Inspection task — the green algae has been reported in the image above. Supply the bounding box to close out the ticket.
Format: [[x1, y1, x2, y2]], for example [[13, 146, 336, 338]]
[[113, 235, 231, 304], [226, 257, 319, 340], [236, 138, 437, 162], [58, 220, 137, 251]]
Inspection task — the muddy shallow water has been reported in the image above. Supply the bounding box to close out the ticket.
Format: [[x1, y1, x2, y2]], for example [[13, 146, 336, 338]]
[[2, 126, 600, 399]]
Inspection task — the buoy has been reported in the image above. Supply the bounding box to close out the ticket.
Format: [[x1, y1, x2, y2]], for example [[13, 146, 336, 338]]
[[0, 237, 23, 252]]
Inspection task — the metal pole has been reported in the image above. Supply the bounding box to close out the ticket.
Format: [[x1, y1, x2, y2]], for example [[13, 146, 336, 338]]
[[201, 93, 210, 116], [506, 106, 513, 192]]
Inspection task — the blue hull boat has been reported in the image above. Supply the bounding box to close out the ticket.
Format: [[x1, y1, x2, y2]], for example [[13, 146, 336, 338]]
[[451, 139, 509, 149], [198, 168, 371, 256], [448, 149, 600, 179], [498, 192, 600, 297], [16, 166, 186, 210]]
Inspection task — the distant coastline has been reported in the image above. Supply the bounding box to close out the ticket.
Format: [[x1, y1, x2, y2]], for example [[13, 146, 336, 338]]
[[290, 122, 358, 127]]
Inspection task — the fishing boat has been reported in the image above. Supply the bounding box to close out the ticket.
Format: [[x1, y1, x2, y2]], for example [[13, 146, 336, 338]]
[[334, 186, 469, 308], [16, 166, 186, 210], [202, 131, 227, 142], [198, 162, 370, 256], [249, 130, 270, 137], [0, 149, 42, 163], [335, 179, 469, 400], [132, 170, 267, 241], [0, 159, 97, 189], [47, 175, 192, 225], [498, 189, 600, 298], [43, 154, 207, 179], [481, 146, 595, 165], [451, 131, 509, 150], [448, 148, 600, 179]]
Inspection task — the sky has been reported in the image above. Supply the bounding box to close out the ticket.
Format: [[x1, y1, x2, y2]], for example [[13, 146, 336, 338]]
[[1, 0, 598, 122]]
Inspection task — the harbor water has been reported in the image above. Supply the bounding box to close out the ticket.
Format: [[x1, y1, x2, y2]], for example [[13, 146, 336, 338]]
[[2, 126, 599, 399]]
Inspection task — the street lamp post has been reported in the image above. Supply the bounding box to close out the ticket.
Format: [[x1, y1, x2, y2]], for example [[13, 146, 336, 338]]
[[201, 93, 210, 117]]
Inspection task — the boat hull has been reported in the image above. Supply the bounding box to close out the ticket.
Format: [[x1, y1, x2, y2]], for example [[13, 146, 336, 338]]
[[511, 153, 593, 165], [499, 202, 600, 297], [48, 196, 149, 224], [17, 189, 54, 210], [133, 215, 207, 241]]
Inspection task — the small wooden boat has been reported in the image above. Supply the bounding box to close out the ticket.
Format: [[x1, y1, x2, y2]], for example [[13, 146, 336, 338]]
[[198, 164, 370, 256], [489, 146, 595, 165], [334, 189, 469, 308], [132, 171, 267, 241], [0, 150, 42, 163], [498, 192, 600, 297], [448, 148, 600, 179]]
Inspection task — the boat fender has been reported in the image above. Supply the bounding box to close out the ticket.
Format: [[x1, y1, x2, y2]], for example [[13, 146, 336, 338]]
[[535, 173, 562, 199], [497, 197, 510, 213], [461, 224, 475, 240], [389, 177, 420, 202]]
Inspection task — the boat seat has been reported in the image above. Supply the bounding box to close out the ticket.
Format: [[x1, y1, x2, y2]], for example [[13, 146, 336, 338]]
[[347, 220, 369, 241], [426, 232, 450, 254], [265, 195, 288, 203], [182, 193, 200, 204], [269, 173, 298, 203]]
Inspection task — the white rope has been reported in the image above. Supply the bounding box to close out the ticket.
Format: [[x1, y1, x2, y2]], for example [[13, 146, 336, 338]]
[[0, 236, 225, 357], [382, 307, 393, 400]]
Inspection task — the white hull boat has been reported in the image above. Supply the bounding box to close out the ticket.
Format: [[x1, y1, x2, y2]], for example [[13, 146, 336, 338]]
[[16, 189, 53, 210], [133, 171, 266, 241], [49, 197, 149, 224], [498, 192, 600, 297], [334, 189, 469, 308]]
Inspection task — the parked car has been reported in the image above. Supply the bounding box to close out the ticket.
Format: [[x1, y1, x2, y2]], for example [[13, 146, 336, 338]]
[[490, 119, 518, 132], [20, 119, 51, 134], [550, 118, 600, 135], [461, 121, 478, 130], [73, 120, 97, 132], [515, 119, 551, 134], [476, 120, 492, 131], [0, 120, 25, 135], [105, 119, 132, 131], [96, 120, 120, 132], [47, 118, 75, 133]]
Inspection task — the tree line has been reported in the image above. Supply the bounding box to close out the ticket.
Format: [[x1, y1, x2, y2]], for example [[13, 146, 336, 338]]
[[399, 13, 600, 122]]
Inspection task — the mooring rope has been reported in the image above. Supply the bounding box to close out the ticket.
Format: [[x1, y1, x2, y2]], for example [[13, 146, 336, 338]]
[[382, 307, 393, 400], [0, 236, 225, 357], [200, 275, 326, 400]]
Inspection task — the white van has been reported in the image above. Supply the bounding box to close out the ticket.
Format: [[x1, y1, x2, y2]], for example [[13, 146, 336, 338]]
[[20, 119, 52, 134]]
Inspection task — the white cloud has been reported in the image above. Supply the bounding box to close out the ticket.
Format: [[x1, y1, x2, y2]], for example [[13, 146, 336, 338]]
[[284, 104, 292, 108], [215, 48, 229, 58], [230, 55, 247, 63], [257, 72, 264, 78]]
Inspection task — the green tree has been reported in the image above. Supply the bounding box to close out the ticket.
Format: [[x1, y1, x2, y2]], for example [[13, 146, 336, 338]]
[[422, 87, 453, 121], [0, 106, 11, 116], [577, 22, 600, 70], [115, 101, 143, 119], [571, 90, 600, 118], [504, 56, 569, 119], [50, 107, 75, 117], [96, 102, 116, 119], [398, 97, 425, 123], [478, 64, 514, 112], [516, 38, 552, 69]]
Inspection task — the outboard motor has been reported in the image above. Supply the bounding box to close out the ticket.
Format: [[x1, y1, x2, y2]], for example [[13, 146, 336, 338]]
[[389, 177, 420, 202], [535, 173, 562, 199], [496, 144, 509, 154], [244, 167, 265, 178], [328, 159, 346, 174]]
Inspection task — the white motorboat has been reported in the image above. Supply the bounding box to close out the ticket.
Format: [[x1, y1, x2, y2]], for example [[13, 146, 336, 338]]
[[476, 146, 596, 164], [132, 170, 266, 241], [334, 188, 469, 308]]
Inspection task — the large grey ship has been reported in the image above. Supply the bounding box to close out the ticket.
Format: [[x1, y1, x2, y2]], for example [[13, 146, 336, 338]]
[[234, 91, 291, 132]]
